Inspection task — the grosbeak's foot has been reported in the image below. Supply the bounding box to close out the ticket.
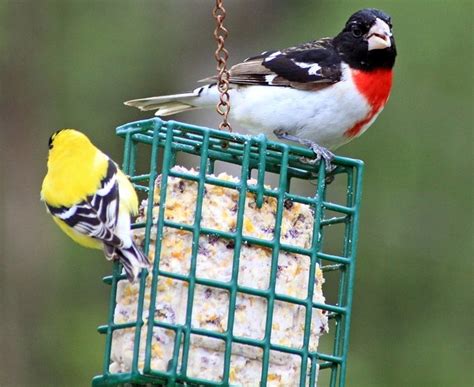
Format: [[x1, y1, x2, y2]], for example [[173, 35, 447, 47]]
[[305, 142, 335, 172], [273, 130, 335, 172]]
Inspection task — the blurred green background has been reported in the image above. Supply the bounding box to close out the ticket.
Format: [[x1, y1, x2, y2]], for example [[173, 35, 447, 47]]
[[1, 0, 472, 386]]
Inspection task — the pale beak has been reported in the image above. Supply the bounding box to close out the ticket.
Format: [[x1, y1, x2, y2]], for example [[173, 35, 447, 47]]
[[367, 18, 392, 50]]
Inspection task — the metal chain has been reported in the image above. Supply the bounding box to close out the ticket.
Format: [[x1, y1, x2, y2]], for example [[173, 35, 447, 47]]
[[213, 0, 232, 132]]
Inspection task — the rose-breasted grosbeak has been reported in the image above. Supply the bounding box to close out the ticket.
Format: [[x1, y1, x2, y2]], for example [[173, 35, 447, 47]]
[[125, 8, 396, 167]]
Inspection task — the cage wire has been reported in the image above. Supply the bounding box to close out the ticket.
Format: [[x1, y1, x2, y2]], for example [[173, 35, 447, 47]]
[[92, 117, 363, 386]]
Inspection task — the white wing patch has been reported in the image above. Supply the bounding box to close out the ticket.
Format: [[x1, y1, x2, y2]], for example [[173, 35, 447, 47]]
[[97, 175, 116, 196], [55, 205, 77, 220], [265, 74, 277, 84], [264, 51, 282, 62], [292, 60, 322, 75]]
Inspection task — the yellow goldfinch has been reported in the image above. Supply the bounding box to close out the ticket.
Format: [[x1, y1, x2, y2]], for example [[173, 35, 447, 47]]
[[41, 129, 150, 282]]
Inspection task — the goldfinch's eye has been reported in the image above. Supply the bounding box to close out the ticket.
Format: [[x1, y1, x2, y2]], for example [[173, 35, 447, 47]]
[[48, 135, 54, 149], [351, 25, 363, 38]]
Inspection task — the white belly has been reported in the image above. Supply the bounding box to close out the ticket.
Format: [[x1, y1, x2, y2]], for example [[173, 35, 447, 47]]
[[228, 69, 371, 149]]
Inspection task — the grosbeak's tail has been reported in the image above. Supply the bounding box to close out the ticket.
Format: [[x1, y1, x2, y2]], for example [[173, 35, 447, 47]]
[[125, 92, 201, 116], [105, 242, 150, 282]]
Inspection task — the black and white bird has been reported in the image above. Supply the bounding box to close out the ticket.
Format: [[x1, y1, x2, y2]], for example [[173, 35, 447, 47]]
[[125, 8, 397, 166]]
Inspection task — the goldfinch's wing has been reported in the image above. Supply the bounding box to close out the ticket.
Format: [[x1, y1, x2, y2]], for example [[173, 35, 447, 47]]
[[47, 160, 123, 247]]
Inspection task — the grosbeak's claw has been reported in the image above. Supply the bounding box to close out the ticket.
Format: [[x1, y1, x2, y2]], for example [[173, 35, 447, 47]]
[[273, 129, 335, 172], [309, 142, 335, 172]]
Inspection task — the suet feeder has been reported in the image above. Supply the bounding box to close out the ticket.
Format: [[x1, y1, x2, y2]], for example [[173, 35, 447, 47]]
[[92, 117, 364, 386]]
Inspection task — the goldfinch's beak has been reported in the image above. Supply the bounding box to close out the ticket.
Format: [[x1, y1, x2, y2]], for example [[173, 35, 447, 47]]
[[367, 18, 392, 50]]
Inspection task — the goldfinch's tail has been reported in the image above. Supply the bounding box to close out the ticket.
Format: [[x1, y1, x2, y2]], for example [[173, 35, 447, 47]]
[[105, 242, 150, 282], [124, 85, 218, 116]]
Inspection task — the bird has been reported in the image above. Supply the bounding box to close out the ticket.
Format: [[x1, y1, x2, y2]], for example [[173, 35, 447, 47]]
[[41, 129, 150, 282], [125, 8, 396, 168]]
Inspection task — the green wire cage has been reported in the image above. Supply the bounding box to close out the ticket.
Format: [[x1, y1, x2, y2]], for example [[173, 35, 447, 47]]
[[92, 118, 364, 386]]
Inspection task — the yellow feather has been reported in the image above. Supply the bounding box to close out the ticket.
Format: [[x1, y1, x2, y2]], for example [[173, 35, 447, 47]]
[[117, 169, 139, 215], [41, 129, 109, 207], [41, 129, 139, 248], [53, 216, 102, 249]]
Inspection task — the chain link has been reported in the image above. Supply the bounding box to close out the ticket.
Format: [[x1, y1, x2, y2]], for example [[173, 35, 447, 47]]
[[213, 0, 232, 132]]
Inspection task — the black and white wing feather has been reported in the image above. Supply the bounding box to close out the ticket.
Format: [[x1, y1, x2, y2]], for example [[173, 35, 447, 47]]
[[46, 159, 149, 282], [203, 38, 343, 90], [47, 160, 123, 247]]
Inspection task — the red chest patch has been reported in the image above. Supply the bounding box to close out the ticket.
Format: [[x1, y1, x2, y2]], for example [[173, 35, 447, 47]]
[[345, 68, 393, 138]]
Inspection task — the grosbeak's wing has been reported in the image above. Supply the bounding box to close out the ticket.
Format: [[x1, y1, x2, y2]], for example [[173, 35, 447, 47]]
[[47, 160, 123, 247], [202, 38, 342, 90]]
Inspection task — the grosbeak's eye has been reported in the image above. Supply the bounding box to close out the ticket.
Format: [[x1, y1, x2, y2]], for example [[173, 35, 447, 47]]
[[351, 25, 363, 38]]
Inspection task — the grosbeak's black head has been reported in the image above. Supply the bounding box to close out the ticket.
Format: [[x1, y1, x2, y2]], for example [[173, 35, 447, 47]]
[[334, 8, 397, 71]]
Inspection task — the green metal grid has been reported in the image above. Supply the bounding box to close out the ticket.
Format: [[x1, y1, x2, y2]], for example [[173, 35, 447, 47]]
[[92, 117, 364, 386]]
